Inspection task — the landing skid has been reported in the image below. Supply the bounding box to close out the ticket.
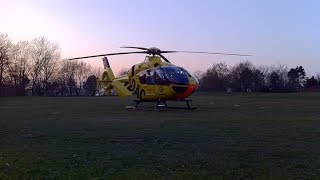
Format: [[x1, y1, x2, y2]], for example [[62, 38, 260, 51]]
[[130, 99, 197, 111]]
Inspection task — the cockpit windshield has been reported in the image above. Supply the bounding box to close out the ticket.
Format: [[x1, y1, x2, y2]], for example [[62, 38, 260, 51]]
[[161, 66, 189, 85], [138, 66, 190, 85]]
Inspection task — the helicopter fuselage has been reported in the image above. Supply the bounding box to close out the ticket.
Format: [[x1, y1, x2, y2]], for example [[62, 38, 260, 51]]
[[129, 56, 199, 100]]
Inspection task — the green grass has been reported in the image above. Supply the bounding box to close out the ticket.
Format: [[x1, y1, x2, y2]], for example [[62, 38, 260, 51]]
[[0, 92, 320, 179]]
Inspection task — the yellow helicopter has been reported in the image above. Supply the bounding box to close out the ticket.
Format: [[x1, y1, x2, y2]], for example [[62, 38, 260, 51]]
[[69, 47, 249, 109]]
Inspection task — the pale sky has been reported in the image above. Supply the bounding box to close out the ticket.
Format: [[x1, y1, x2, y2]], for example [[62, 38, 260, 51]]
[[1, 0, 319, 75]]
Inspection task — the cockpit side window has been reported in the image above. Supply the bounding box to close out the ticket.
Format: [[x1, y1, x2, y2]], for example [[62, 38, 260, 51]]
[[145, 70, 155, 84], [138, 72, 147, 84]]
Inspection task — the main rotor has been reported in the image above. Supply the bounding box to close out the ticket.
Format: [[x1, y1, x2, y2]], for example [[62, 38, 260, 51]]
[[69, 46, 251, 62]]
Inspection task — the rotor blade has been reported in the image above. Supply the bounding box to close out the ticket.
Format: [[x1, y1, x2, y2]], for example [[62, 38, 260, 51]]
[[69, 51, 147, 60], [159, 54, 170, 63], [121, 47, 251, 56], [121, 46, 149, 51], [161, 50, 251, 57], [160, 50, 178, 53]]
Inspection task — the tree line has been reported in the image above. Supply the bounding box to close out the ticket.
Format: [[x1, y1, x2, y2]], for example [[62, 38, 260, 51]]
[[0, 34, 100, 96], [1, 33, 319, 96], [196, 61, 320, 92]]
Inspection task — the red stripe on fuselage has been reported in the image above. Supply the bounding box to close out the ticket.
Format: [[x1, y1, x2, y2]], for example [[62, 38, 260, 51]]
[[176, 84, 197, 100]]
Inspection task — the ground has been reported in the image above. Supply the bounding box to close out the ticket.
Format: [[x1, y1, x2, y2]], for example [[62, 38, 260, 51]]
[[0, 92, 320, 179]]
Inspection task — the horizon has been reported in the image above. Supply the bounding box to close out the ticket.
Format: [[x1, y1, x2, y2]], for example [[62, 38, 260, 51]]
[[1, 0, 319, 76]]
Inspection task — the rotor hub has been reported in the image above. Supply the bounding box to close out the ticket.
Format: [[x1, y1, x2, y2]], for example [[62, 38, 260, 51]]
[[148, 47, 161, 55]]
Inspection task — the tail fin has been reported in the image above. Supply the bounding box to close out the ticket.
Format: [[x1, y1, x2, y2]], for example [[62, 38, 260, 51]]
[[98, 57, 132, 97], [102, 57, 115, 80]]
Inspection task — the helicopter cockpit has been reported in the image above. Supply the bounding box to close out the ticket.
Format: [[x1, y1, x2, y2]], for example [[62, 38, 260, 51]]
[[138, 66, 190, 85]]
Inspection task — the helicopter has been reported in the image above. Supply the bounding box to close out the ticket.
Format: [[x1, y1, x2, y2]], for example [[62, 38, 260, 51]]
[[69, 46, 250, 110]]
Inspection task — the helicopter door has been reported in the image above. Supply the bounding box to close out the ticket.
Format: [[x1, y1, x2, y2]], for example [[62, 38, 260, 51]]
[[154, 70, 169, 98], [143, 70, 156, 97]]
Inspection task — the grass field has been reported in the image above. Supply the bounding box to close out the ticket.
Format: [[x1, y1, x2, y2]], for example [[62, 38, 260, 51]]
[[1, 92, 320, 179]]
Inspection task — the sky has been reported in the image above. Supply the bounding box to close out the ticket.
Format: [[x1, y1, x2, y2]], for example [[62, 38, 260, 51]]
[[1, 0, 319, 75]]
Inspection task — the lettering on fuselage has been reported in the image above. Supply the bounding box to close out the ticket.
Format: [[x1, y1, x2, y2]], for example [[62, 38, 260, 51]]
[[158, 86, 166, 96]]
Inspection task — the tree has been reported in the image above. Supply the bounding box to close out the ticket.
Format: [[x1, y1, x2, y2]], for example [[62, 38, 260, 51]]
[[201, 62, 229, 91], [30, 36, 60, 95], [265, 64, 288, 92], [305, 76, 318, 88], [200, 61, 267, 92], [251, 69, 265, 91], [75, 61, 91, 95], [91, 67, 102, 78], [59, 60, 78, 96], [42, 43, 59, 95], [67, 77, 77, 96], [8, 41, 31, 95], [287, 66, 306, 91], [193, 70, 204, 80], [193, 70, 204, 89], [53, 72, 68, 96], [213, 63, 229, 91], [57, 60, 93, 96], [0, 34, 12, 87], [230, 61, 253, 92], [84, 75, 97, 96], [118, 68, 128, 76], [44, 81, 60, 96], [269, 71, 282, 91], [201, 66, 218, 91], [240, 67, 253, 92], [287, 68, 299, 91], [297, 66, 306, 89]]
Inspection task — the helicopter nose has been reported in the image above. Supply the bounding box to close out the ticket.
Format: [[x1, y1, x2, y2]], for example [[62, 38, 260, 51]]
[[178, 84, 197, 99]]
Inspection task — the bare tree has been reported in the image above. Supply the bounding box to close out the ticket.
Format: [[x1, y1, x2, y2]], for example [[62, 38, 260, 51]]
[[118, 68, 128, 76], [30, 37, 44, 94], [52, 60, 68, 96], [54, 60, 95, 96], [201, 62, 229, 91], [59, 60, 79, 96], [0, 34, 12, 87], [30, 36, 60, 95], [42, 42, 60, 95], [75, 61, 91, 95], [251, 68, 265, 92], [229, 61, 253, 91], [193, 70, 204, 80], [91, 67, 102, 78], [266, 64, 288, 92], [8, 41, 31, 95]]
